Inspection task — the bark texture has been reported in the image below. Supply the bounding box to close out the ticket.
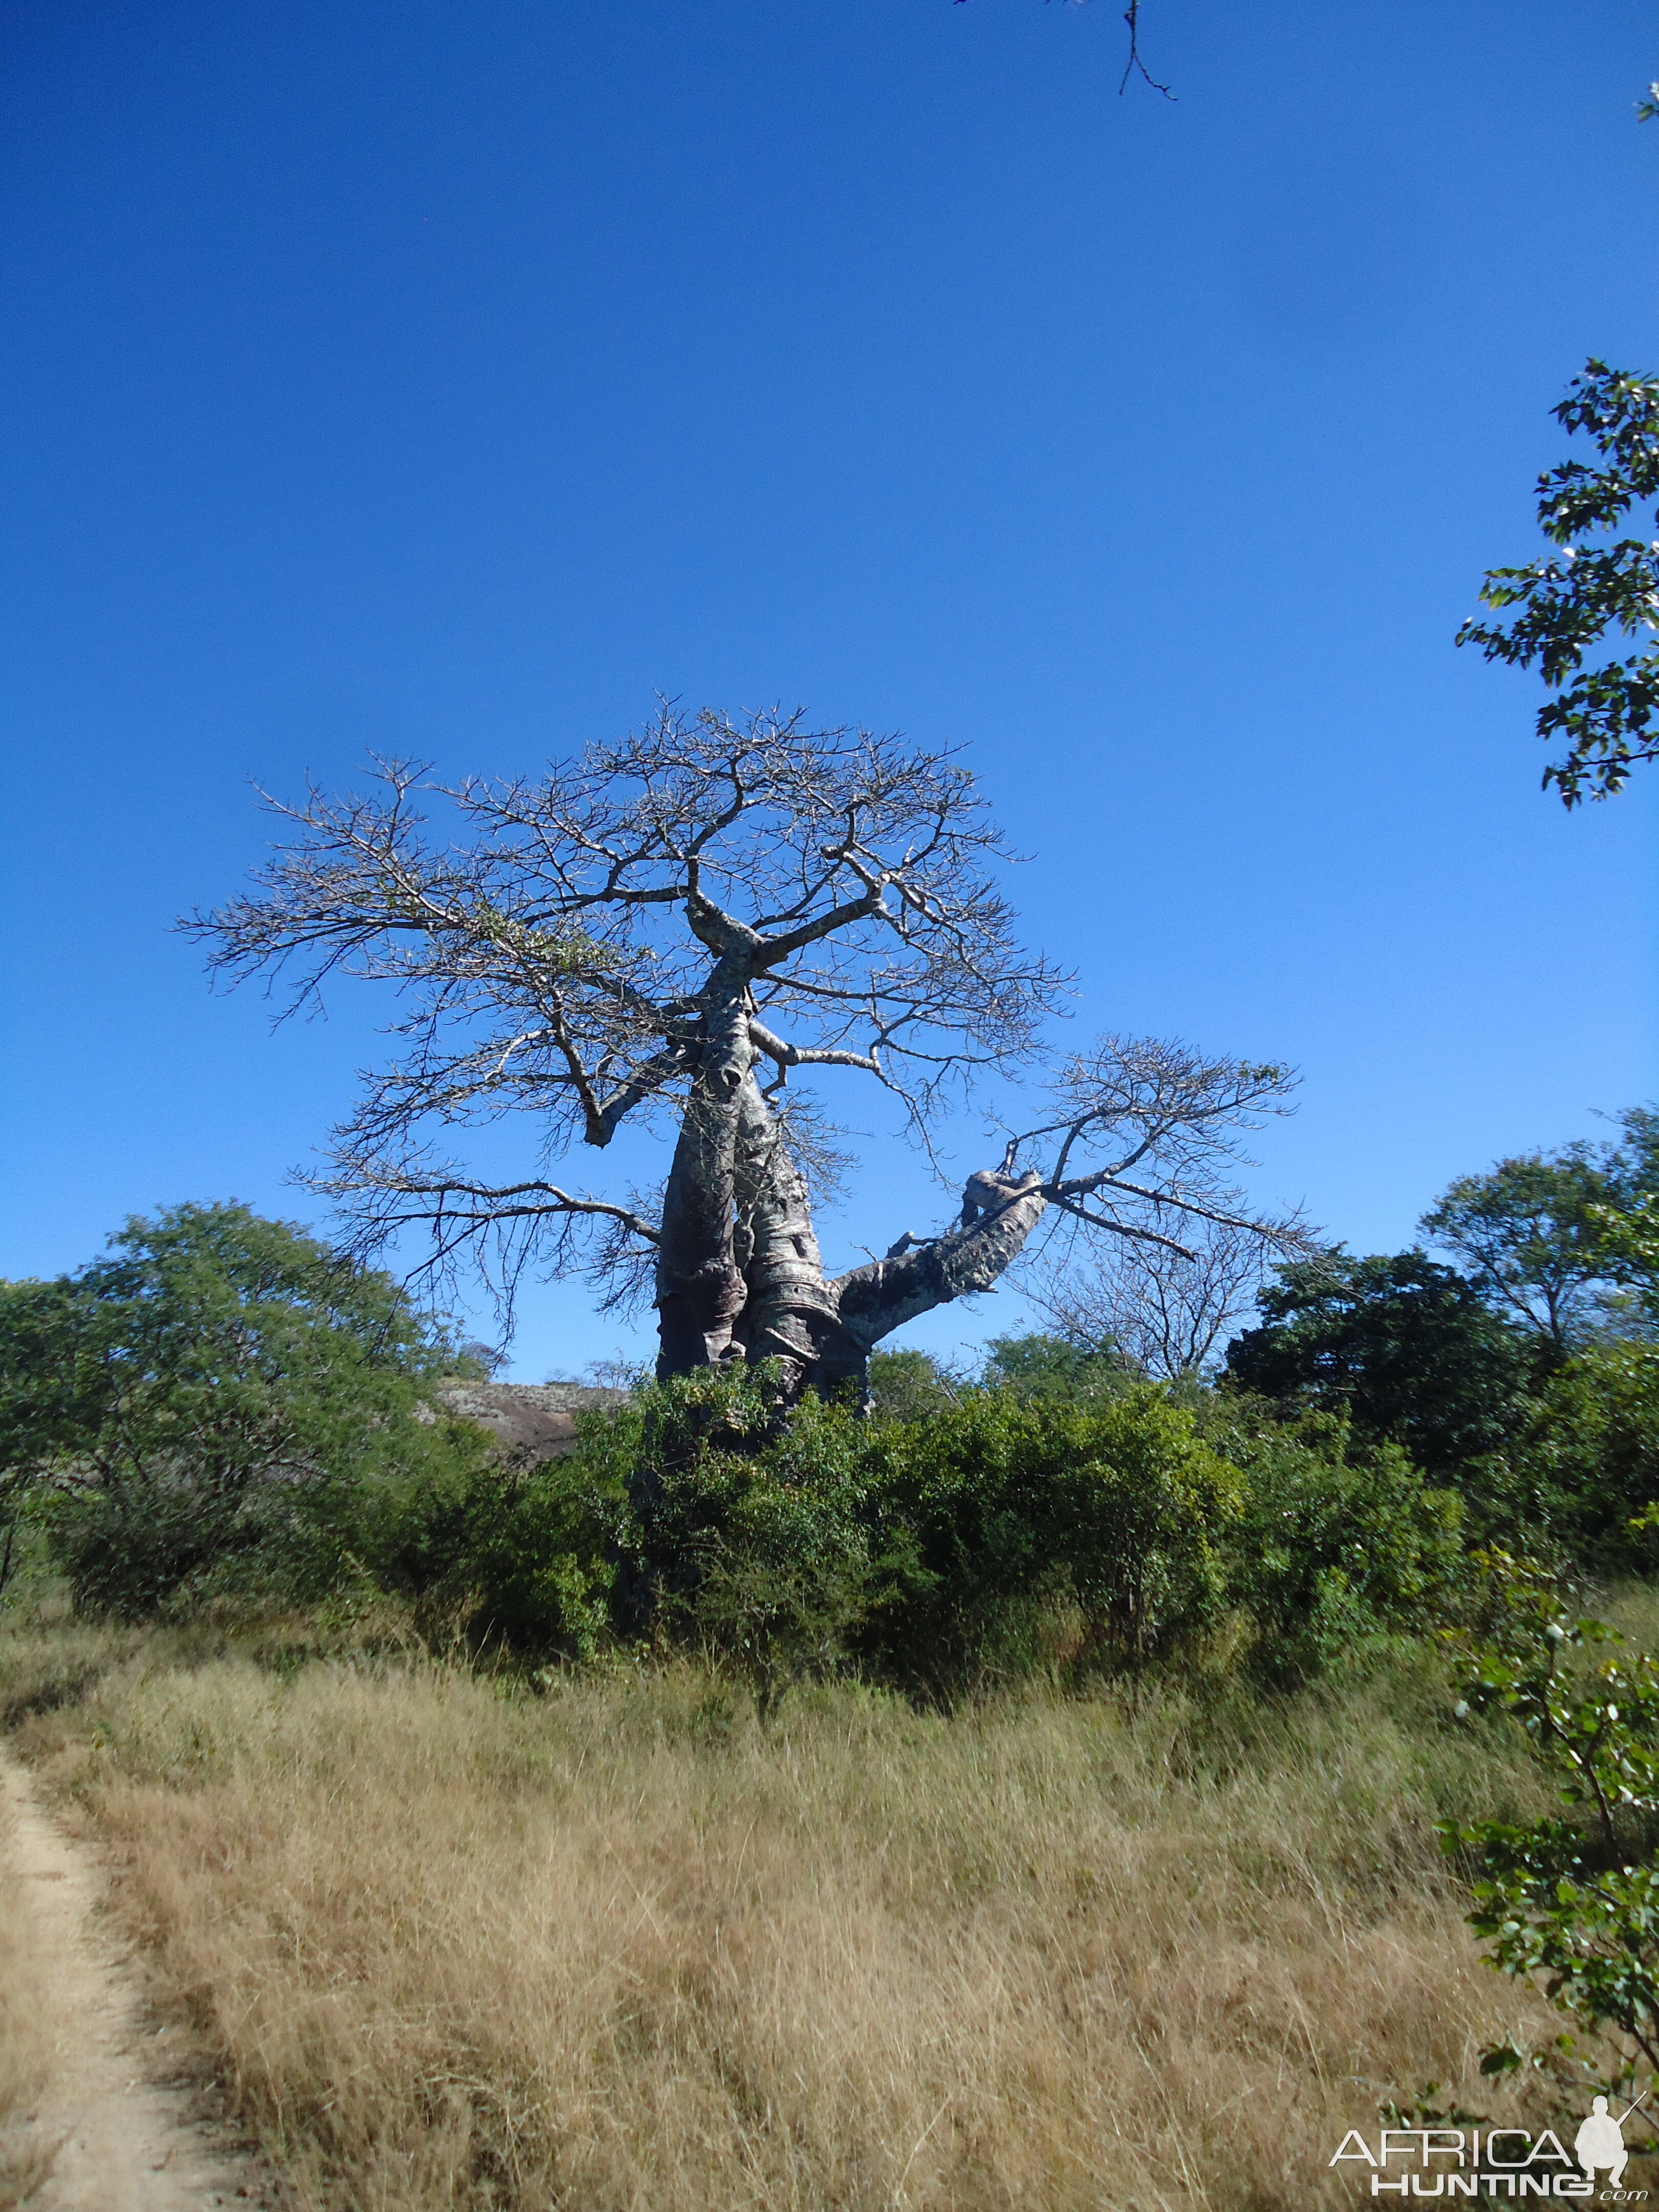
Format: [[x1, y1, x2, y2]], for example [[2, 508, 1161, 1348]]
[[656, 1041, 1048, 1400], [653, 958, 755, 1373]]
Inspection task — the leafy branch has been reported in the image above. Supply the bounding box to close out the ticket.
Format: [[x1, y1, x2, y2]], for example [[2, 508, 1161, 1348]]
[[1459, 362, 1659, 805], [1441, 1552, 1659, 2085]]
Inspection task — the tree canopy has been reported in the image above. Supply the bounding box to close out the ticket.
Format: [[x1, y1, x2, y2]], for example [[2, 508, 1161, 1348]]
[[1419, 1115, 1658, 1350], [0, 1202, 480, 1614], [1420, 1146, 1621, 1350], [1222, 1250, 1536, 1484]]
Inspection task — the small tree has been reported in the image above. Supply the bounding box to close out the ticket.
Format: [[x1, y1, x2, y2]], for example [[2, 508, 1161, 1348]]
[[1422, 1148, 1623, 1353], [1032, 1219, 1269, 1382], [192, 709, 1303, 1400], [1444, 1557, 1659, 2093], [1, 1204, 482, 1614]]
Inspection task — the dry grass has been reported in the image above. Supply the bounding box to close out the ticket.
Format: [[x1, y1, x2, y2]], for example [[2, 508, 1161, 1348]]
[[0, 1613, 1590, 2212]]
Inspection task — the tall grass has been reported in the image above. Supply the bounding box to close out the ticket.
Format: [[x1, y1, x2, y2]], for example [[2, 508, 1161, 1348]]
[[0, 1614, 1572, 2211]]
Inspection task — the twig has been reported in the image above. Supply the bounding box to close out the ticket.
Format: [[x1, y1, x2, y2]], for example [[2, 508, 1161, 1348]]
[[1119, 1, 1174, 98]]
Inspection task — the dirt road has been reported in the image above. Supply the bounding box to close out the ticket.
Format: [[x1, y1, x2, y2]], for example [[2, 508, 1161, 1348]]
[[0, 1749, 255, 2211]]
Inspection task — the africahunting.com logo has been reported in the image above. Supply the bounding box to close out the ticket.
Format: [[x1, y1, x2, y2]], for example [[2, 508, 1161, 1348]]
[[1330, 2095, 1650, 2199]]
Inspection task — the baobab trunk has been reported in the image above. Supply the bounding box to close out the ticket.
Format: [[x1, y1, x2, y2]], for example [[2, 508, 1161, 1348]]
[[653, 1025, 1047, 1401]]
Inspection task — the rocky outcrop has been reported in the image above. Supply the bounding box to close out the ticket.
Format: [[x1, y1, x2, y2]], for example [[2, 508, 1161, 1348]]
[[430, 1380, 634, 1469]]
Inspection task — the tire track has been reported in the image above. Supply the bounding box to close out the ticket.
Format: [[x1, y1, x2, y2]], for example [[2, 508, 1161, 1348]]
[[0, 1749, 258, 2211]]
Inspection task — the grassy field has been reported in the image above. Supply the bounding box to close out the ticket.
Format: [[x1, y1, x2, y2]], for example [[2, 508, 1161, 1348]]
[[0, 1608, 1594, 2212]]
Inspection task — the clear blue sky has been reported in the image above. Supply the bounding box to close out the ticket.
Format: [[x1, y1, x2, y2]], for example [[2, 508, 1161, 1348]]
[[3, 0, 1655, 1378]]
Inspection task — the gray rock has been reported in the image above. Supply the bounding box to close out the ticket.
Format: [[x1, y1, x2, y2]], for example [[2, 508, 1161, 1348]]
[[428, 1380, 634, 1467]]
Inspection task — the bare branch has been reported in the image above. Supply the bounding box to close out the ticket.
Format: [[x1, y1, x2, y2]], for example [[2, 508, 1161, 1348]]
[[1119, 0, 1174, 99], [303, 1147, 662, 1335], [747, 1016, 881, 1081], [194, 706, 1069, 1360], [1030, 1220, 1275, 1380], [995, 1033, 1314, 1293]]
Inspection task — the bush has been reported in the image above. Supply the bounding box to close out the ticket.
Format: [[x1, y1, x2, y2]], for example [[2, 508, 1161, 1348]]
[[558, 1369, 1252, 1700], [1441, 1559, 1659, 2087], [371, 1442, 622, 1660], [1501, 1343, 1659, 1568], [381, 1368, 1473, 1700], [860, 1385, 1244, 1691], [1198, 1397, 1467, 1685], [593, 1366, 874, 1708]]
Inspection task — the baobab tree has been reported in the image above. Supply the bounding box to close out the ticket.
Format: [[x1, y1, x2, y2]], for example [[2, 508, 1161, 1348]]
[[192, 707, 1301, 1401]]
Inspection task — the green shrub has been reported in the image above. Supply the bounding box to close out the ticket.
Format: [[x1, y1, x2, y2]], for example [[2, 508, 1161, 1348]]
[[608, 1372, 1466, 1699], [600, 1371, 1247, 1698], [1441, 1558, 1659, 2087], [860, 1385, 1244, 1691], [370, 1440, 622, 1660], [1503, 1343, 1659, 1567], [1199, 1398, 1467, 1684], [609, 1366, 875, 1708]]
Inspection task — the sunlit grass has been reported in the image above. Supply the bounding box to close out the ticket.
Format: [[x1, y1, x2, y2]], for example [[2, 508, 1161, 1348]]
[[0, 1610, 1579, 2210]]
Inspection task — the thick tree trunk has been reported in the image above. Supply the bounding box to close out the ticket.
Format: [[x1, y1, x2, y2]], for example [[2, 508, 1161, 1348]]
[[652, 963, 754, 1379], [654, 1039, 1047, 1399], [730, 1077, 868, 1396]]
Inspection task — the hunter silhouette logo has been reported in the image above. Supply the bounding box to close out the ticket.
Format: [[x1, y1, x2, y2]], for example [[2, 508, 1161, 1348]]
[[1329, 2094, 1651, 2198], [1576, 2097, 1647, 2195]]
